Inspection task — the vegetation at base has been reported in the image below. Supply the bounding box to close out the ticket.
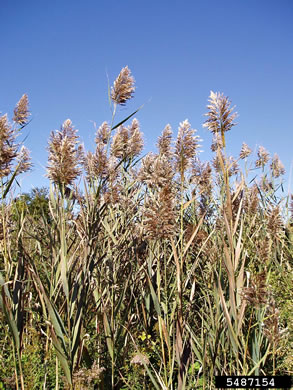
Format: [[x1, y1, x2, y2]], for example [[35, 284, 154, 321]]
[[0, 68, 292, 389]]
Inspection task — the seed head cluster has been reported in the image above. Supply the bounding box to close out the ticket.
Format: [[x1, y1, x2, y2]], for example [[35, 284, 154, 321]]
[[175, 119, 201, 176], [1, 71, 292, 381], [143, 185, 178, 240], [102, 156, 121, 204], [255, 146, 270, 168], [242, 271, 268, 307], [239, 142, 252, 159], [192, 160, 212, 195], [84, 147, 108, 180], [95, 121, 110, 145], [47, 119, 84, 186], [157, 124, 173, 159], [84, 122, 110, 180], [16, 145, 32, 174], [0, 112, 32, 178], [243, 184, 259, 215], [270, 154, 285, 178], [139, 153, 174, 189], [267, 206, 284, 238], [210, 133, 224, 152], [111, 119, 143, 159], [13, 94, 30, 125], [0, 114, 18, 178], [203, 91, 237, 135], [256, 236, 271, 263], [111, 66, 135, 105], [260, 175, 273, 193]]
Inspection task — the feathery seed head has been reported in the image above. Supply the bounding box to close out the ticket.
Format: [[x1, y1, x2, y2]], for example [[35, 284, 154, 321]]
[[101, 155, 120, 204], [139, 153, 174, 188], [203, 91, 237, 135], [157, 124, 173, 158], [95, 121, 110, 145], [13, 94, 30, 125], [138, 152, 156, 184], [192, 160, 212, 193], [257, 236, 272, 263], [73, 361, 105, 387], [47, 119, 84, 186], [16, 145, 32, 174], [243, 184, 259, 215], [192, 159, 213, 217], [84, 151, 95, 179], [255, 146, 270, 167], [129, 118, 140, 135], [212, 152, 222, 174], [128, 118, 144, 157], [260, 175, 273, 193], [110, 125, 129, 159], [242, 272, 268, 307], [239, 142, 252, 159], [110, 119, 143, 159], [84, 146, 108, 181], [267, 205, 284, 238], [111, 66, 135, 105], [131, 353, 150, 366], [175, 119, 201, 175], [270, 154, 285, 178], [211, 133, 224, 152], [143, 185, 177, 239], [62, 119, 77, 138], [152, 155, 174, 187], [0, 114, 18, 178]]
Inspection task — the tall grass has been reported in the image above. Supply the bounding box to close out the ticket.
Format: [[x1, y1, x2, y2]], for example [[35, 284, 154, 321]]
[[0, 68, 292, 389]]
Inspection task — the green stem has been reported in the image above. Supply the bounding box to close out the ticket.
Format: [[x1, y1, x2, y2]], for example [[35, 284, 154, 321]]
[[12, 343, 19, 390], [111, 263, 115, 390], [56, 356, 59, 390], [17, 349, 25, 390]]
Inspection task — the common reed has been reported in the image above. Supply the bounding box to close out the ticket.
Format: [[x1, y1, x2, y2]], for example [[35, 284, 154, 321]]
[[111, 119, 143, 160], [143, 184, 178, 240], [0, 68, 292, 389], [255, 145, 270, 168], [203, 91, 237, 148], [157, 124, 173, 159], [239, 142, 252, 159], [47, 119, 84, 187], [175, 119, 201, 177], [13, 94, 30, 125], [270, 153, 285, 178], [111, 66, 135, 105], [0, 115, 18, 178]]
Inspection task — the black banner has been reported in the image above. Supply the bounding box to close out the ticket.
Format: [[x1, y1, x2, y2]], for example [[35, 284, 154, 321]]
[[215, 376, 292, 389]]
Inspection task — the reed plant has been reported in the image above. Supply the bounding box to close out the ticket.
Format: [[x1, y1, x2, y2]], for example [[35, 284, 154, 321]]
[[0, 69, 292, 389]]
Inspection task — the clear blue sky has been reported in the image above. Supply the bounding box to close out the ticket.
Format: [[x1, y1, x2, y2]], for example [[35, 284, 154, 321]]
[[1, 0, 292, 195]]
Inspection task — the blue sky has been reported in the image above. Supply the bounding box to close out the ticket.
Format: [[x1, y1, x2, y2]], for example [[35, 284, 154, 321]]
[[1, 0, 292, 195]]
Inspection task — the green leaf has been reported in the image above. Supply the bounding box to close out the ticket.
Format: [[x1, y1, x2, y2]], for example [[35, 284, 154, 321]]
[[51, 328, 72, 385], [217, 276, 240, 355], [103, 312, 113, 359], [2, 167, 19, 199], [111, 105, 144, 131], [0, 285, 20, 351], [147, 273, 162, 317]]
